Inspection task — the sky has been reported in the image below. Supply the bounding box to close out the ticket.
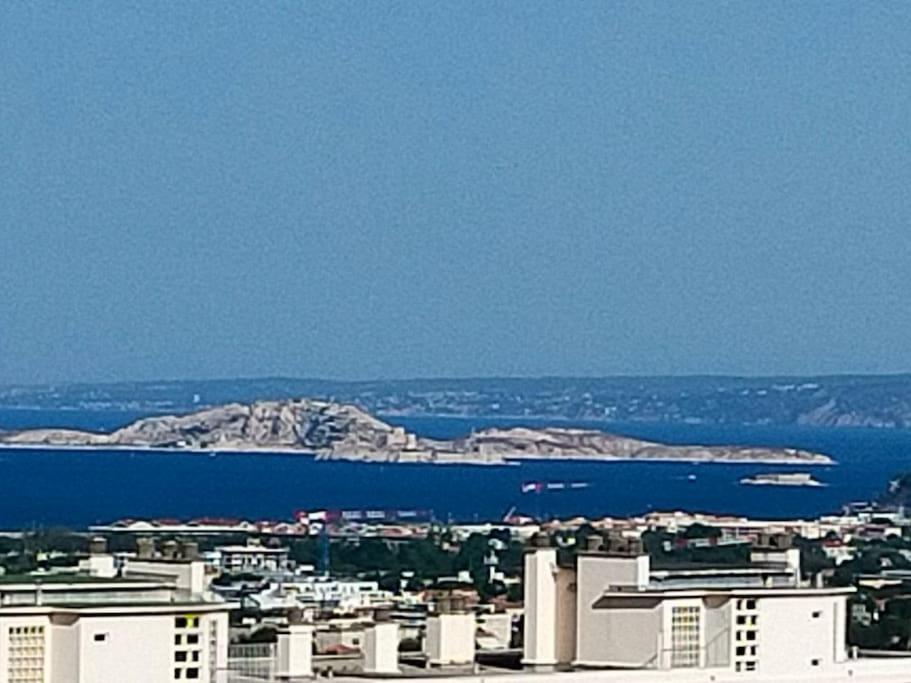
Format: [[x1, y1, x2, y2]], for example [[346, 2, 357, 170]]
[[1, 2, 910, 385]]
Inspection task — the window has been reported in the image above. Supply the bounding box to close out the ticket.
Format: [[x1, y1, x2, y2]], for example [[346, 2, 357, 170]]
[[175, 635, 183, 645], [734, 600, 759, 675], [186, 668, 200, 680], [8, 624, 46, 683], [670, 606, 700, 668], [176, 617, 188, 629], [176, 652, 187, 663], [812, 611, 822, 619], [187, 634, 200, 645], [811, 658, 821, 666], [175, 670, 182, 680]]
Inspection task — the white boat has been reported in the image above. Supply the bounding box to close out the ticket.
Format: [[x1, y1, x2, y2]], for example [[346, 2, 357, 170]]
[[740, 472, 825, 487]]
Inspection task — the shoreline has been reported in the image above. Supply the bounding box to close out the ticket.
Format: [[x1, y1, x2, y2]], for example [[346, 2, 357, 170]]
[[0, 442, 834, 466]]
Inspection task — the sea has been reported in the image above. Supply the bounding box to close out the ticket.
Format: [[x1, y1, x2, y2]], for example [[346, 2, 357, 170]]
[[1, 409, 910, 528]]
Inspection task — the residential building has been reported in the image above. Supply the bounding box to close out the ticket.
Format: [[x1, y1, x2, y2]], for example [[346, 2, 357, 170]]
[[523, 532, 852, 677], [0, 572, 232, 683]]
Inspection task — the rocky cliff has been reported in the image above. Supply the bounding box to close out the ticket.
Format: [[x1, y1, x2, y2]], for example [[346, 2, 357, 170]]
[[0, 399, 834, 465]]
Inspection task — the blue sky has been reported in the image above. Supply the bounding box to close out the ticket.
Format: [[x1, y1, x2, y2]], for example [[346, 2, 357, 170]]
[[1, 2, 909, 384]]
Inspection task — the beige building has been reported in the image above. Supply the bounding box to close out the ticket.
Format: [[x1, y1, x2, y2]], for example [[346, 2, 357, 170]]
[[0, 550, 233, 683], [523, 533, 852, 677]]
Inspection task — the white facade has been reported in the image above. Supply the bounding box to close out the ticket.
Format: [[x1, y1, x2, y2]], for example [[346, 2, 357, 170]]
[[0, 602, 230, 683], [524, 544, 855, 678], [0, 568, 233, 683]]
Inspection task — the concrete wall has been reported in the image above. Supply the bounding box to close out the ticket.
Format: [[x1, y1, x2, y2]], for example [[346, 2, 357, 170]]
[[554, 567, 577, 666], [756, 594, 847, 677], [76, 615, 174, 683], [123, 559, 206, 595], [50, 617, 80, 683], [703, 599, 731, 669], [575, 555, 629, 662], [600, 603, 661, 668], [523, 548, 557, 668]]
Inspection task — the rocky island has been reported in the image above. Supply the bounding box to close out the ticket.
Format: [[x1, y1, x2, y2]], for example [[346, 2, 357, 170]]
[[0, 399, 834, 465]]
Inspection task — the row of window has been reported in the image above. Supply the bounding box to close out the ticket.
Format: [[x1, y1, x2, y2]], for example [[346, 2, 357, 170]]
[[8, 626, 43, 636], [176, 615, 203, 681], [670, 606, 701, 668], [8, 625, 46, 683], [176, 633, 201, 646], [733, 599, 758, 674]]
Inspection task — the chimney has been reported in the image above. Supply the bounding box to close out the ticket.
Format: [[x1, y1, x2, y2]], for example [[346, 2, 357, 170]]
[[136, 537, 155, 559], [522, 541, 559, 672], [181, 541, 200, 561], [276, 625, 314, 679], [89, 536, 108, 556], [364, 622, 400, 675], [161, 540, 178, 560], [425, 610, 476, 668]]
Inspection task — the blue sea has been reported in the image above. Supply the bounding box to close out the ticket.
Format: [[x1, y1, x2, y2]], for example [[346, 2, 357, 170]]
[[1, 409, 910, 527]]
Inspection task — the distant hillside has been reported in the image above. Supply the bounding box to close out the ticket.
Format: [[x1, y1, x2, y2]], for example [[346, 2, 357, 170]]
[[2, 375, 911, 429], [0, 398, 832, 465]]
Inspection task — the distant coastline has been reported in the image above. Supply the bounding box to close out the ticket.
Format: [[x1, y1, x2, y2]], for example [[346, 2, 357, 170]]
[[4, 374, 911, 429], [0, 398, 834, 466], [0, 442, 833, 466]]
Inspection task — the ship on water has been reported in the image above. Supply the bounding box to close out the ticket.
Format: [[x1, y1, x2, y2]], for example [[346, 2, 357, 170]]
[[739, 472, 825, 487], [521, 481, 591, 494]]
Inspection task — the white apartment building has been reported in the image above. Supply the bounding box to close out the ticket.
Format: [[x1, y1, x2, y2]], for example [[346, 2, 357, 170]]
[[0, 555, 233, 683], [523, 533, 854, 678]]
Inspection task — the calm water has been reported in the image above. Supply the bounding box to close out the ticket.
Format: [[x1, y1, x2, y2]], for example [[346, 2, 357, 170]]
[[1, 409, 910, 527]]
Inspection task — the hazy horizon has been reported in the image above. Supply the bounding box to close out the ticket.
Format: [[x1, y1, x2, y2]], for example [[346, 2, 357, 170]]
[[6, 370, 911, 390], [2, 3, 910, 384]]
